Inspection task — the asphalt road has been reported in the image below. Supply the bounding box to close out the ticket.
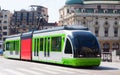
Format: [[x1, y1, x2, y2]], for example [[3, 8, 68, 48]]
[[0, 56, 120, 75]]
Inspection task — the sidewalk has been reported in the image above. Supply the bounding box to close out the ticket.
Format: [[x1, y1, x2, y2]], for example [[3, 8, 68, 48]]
[[101, 62, 120, 70]]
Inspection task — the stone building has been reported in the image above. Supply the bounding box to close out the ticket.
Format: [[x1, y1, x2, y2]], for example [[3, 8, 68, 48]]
[[0, 8, 11, 49], [59, 0, 120, 53]]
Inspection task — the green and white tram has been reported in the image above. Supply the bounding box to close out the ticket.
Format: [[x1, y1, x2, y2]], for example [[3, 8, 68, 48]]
[[4, 25, 101, 67]]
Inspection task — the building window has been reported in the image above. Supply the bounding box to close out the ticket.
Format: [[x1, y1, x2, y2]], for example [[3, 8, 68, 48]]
[[0, 26, 2, 30], [117, 9, 120, 13], [108, 9, 113, 13], [0, 15, 3, 18], [60, 15, 63, 18], [0, 38, 2, 40], [115, 18, 117, 20], [95, 21, 98, 25], [3, 26, 7, 30], [94, 9, 98, 13], [3, 32, 7, 35], [114, 27, 118, 37], [4, 21, 7, 23], [0, 44, 1, 48], [82, 9, 85, 13], [104, 10, 108, 13], [103, 23, 110, 38], [3, 38, 6, 41], [0, 20, 1, 24], [82, 21, 86, 25], [0, 34, 2, 37], [112, 43, 119, 50], [97, 5, 101, 9], [114, 21, 118, 25], [4, 15, 7, 18], [83, 17, 86, 19], [105, 21, 108, 25], [104, 27, 109, 37], [98, 9, 104, 13], [67, 9, 70, 14], [95, 27, 99, 37], [114, 10, 117, 14], [96, 17, 98, 19], [85, 8, 94, 13], [103, 43, 110, 52], [105, 17, 108, 20], [16, 19, 20, 22]]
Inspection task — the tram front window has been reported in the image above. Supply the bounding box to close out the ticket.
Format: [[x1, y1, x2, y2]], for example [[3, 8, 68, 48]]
[[74, 32, 100, 58]]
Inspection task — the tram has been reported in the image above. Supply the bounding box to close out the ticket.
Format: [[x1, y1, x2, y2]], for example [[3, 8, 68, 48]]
[[4, 25, 101, 67]]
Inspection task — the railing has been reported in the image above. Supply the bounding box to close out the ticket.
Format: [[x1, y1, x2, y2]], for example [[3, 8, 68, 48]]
[[101, 52, 112, 62]]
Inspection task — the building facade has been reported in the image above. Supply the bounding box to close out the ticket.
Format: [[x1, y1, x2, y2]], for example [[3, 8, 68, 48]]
[[59, 0, 120, 53], [0, 8, 11, 50], [10, 5, 49, 34]]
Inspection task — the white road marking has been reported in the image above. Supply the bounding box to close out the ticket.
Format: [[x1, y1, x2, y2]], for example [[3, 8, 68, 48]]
[[3, 69, 27, 75], [43, 65, 90, 74], [18, 68, 44, 75], [32, 67, 59, 74], [44, 66, 75, 73]]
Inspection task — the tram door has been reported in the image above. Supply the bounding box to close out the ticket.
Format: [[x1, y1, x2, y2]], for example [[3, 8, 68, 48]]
[[38, 37, 50, 61], [21, 32, 32, 60]]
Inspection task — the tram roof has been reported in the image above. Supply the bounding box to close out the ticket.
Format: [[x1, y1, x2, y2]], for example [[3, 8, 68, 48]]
[[5, 25, 88, 39], [5, 34, 21, 39], [34, 25, 89, 34]]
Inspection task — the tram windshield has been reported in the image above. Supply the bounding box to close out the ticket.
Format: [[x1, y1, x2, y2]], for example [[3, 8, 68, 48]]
[[73, 32, 101, 58]]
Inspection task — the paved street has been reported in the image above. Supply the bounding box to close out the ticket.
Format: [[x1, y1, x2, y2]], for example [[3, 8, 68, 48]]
[[0, 56, 120, 75]]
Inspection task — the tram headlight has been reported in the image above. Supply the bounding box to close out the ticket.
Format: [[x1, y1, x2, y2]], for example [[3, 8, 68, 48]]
[[79, 55, 83, 57], [97, 54, 101, 57]]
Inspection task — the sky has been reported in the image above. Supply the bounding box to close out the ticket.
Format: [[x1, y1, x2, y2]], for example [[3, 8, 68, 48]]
[[0, 0, 66, 22]]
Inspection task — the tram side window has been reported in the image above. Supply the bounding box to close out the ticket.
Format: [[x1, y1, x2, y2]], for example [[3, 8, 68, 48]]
[[9, 41, 14, 55], [40, 38, 43, 51], [5, 41, 14, 54], [6, 42, 10, 50], [8, 42, 14, 50], [51, 36, 61, 51], [15, 41, 19, 55], [34, 39, 36, 56], [37, 38, 39, 56], [65, 39, 72, 54], [34, 38, 39, 56]]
